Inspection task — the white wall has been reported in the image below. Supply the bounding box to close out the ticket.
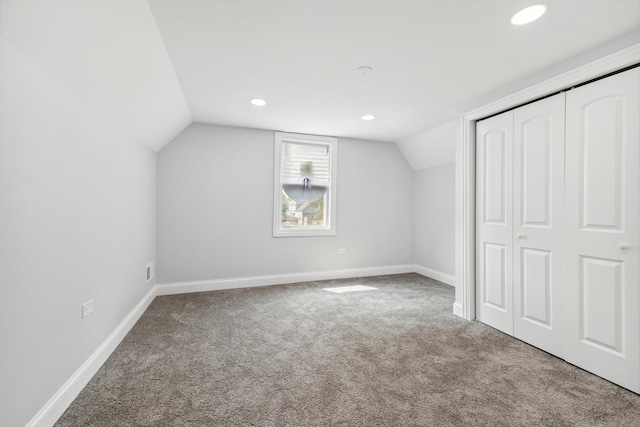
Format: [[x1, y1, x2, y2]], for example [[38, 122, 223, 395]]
[[398, 118, 456, 284], [0, 37, 156, 427], [414, 164, 455, 282], [157, 123, 414, 283]]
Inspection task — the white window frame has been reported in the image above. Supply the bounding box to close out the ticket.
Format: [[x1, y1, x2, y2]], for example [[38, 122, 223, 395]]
[[273, 131, 337, 237]]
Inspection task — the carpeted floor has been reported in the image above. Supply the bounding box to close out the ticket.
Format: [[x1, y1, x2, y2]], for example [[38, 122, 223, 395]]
[[56, 274, 640, 426]]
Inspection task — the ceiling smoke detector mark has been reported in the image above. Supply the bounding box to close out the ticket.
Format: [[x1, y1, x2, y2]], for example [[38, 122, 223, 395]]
[[323, 285, 377, 293], [511, 4, 547, 25], [354, 66, 373, 76]]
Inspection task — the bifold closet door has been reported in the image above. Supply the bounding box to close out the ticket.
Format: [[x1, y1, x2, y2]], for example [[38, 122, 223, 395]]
[[564, 67, 640, 393], [476, 111, 514, 335], [512, 94, 565, 357]]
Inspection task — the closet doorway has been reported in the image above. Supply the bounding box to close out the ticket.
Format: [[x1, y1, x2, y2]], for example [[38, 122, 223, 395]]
[[475, 68, 640, 393]]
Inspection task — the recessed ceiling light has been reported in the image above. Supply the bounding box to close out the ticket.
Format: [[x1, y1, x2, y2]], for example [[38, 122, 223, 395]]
[[250, 98, 267, 106], [511, 4, 547, 25], [361, 114, 376, 121]]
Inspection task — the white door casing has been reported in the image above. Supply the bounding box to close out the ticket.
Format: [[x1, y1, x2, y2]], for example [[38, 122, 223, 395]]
[[564, 67, 640, 392], [512, 94, 566, 357], [476, 111, 514, 335]]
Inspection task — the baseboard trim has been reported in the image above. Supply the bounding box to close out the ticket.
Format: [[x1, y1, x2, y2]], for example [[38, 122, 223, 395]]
[[453, 301, 464, 318], [27, 286, 157, 427], [156, 264, 416, 296], [414, 265, 455, 286], [31, 263, 455, 426]]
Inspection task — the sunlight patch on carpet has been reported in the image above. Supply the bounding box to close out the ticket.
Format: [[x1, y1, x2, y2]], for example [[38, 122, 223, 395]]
[[323, 285, 377, 293]]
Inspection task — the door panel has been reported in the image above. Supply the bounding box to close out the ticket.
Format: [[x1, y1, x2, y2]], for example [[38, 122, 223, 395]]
[[565, 68, 639, 393], [520, 248, 551, 327], [484, 130, 507, 224], [521, 118, 551, 226], [580, 97, 624, 230], [476, 111, 514, 335], [484, 243, 507, 309], [579, 256, 623, 353], [513, 94, 565, 357]]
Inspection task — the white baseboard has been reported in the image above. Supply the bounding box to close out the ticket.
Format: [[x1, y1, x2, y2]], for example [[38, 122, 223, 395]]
[[31, 263, 457, 426], [27, 286, 157, 427], [414, 265, 455, 286], [156, 264, 416, 296], [453, 301, 464, 318]]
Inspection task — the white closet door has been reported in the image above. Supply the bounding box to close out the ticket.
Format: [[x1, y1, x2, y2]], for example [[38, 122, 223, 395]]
[[476, 111, 514, 335], [513, 94, 565, 357], [564, 68, 640, 393]]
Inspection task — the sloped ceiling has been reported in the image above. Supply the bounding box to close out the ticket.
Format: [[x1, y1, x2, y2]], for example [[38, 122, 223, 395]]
[[1, 0, 639, 153], [397, 121, 457, 170], [0, 0, 192, 151]]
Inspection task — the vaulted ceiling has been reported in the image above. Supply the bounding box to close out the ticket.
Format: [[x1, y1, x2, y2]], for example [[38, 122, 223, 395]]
[[1, 0, 639, 152]]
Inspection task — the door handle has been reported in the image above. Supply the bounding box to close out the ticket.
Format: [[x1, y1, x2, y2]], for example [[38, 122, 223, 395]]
[[517, 234, 527, 239], [618, 242, 630, 250]]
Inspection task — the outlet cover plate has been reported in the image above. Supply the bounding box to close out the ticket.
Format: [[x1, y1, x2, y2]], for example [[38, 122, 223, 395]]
[[146, 262, 154, 283]]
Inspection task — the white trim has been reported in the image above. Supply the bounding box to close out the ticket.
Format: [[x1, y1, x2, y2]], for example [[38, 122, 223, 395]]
[[156, 264, 415, 295], [456, 115, 476, 321], [465, 44, 640, 121], [27, 287, 157, 427], [414, 265, 455, 286], [456, 43, 640, 321], [453, 301, 464, 318]]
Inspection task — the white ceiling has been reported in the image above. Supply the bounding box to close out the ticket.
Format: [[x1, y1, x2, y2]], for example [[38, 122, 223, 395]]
[[1, 0, 639, 151]]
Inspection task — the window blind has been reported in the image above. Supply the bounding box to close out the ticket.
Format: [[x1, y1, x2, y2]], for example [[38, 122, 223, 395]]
[[281, 142, 330, 186]]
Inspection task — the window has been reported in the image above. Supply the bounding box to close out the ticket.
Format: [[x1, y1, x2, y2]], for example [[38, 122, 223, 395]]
[[273, 132, 337, 236]]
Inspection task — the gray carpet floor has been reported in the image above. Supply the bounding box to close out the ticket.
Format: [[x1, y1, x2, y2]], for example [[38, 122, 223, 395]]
[[56, 273, 640, 426]]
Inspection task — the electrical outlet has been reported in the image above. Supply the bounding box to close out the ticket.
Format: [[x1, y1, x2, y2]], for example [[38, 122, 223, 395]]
[[338, 248, 347, 255], [146, 262, 154, 283], [82, 300, 94, 319]]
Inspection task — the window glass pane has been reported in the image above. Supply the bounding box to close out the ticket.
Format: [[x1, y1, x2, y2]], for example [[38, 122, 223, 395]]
[[281, 190, 326, 227]]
